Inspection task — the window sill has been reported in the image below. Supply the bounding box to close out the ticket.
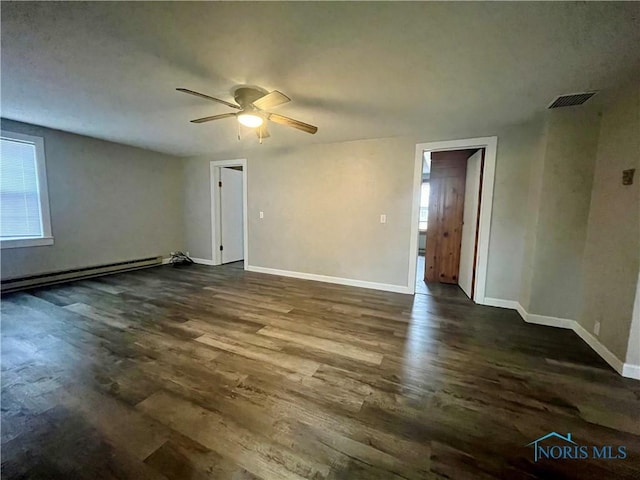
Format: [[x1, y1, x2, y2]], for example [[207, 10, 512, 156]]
[[1, 237, 54, 249]]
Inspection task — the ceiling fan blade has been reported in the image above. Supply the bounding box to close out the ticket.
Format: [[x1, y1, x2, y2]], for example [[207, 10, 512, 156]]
[[190, 113, 237, 124], [252, 90, 291, 110], [177, 88, 240, 109], [268, 113, 318, 134], [256, 124, 270, 139]]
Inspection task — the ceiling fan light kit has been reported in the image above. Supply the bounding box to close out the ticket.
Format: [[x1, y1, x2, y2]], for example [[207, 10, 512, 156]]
[[237, 112, 264, 128], [177, 86, 317, 142]]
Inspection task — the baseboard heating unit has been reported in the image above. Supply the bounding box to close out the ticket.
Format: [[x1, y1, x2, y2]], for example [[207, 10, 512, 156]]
[[0, 256, 162, 294]]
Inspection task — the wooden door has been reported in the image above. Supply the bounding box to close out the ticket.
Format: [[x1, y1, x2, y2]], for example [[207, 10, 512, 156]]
[[424, 152, 469, 284]]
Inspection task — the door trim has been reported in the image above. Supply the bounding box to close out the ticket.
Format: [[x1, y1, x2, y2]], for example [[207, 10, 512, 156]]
[[409, 137, 497, 304], [210, 159, 248, 268]]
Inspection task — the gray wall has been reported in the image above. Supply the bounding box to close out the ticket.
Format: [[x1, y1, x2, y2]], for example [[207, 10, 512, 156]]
[[578, 83, 640, 361], [183, 157, 211, 260], [519, 82, 640, 364], [247, 137, 414, 286], [183, 119, 543, 298], [1, 119, 185, 279], [486, 119, 545, 300], [628, 274, 640, 366], [518, 120, 548, 310], [526, 107, 601, 318]]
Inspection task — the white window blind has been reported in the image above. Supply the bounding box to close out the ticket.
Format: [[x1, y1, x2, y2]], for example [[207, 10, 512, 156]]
[[0, 132, 53, 248]]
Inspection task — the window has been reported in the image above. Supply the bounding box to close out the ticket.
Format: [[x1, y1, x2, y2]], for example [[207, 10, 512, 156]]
[[0, 131, 53, 248], [418, 181, 430, 231]]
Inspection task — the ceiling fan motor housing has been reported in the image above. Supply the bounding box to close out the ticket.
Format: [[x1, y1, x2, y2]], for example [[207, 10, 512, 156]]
[[234, 87, 267, 109]]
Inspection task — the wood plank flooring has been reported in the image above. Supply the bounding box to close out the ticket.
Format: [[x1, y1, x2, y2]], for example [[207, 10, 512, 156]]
[[2, 262, 639, 479]]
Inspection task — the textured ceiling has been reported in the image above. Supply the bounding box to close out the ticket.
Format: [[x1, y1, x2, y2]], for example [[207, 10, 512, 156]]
[[2, 2, 639, 157]]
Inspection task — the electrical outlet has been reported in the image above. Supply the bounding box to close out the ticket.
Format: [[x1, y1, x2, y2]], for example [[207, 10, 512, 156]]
[[380, 214, 387, 224], [259, 211, 264, 219], [594, 321, 600, 336]]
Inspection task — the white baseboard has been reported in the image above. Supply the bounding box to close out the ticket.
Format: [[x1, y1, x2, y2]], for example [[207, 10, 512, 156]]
[[501, 301, 639, 380], [622, 363, 640, 379], [525, 312, 575, 330], [482, 297, 520, 309], [246, 265, 412, 294], [516, 303, 528, 322], [161, 257, 172, 265], [571, 321, 625, 375], [191, 257, 216, 266]]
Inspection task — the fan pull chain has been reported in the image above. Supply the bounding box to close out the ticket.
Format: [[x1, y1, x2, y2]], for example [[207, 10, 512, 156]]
[[237, 121, 241, 141], [259, 127, 263, 144]]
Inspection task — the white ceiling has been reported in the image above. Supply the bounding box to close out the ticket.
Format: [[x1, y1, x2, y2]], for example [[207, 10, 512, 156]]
[[2, 2, 639, 157]]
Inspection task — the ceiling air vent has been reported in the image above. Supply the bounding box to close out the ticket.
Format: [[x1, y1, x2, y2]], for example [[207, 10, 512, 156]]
[[548, 92, 597, 109]]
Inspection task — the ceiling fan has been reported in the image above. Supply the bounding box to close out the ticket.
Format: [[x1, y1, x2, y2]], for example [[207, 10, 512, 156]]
[[177, 86, 318, 141]]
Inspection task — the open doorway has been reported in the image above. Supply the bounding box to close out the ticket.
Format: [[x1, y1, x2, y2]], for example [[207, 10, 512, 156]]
[[416, 149, 483, 298], [210, 159, 248, 268], [416, 153, 431, 294], [409, 137, 497, 303]]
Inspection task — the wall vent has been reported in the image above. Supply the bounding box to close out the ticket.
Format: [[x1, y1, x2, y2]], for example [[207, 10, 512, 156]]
[[548, 92, 597, 109]]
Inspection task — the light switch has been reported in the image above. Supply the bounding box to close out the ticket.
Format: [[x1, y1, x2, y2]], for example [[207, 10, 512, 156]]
[[259, 211, 264, 219], [380, 214, 387, 224]]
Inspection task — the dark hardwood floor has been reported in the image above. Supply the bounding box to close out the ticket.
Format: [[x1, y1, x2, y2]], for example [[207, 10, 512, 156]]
[[1, 263, 639, 479]]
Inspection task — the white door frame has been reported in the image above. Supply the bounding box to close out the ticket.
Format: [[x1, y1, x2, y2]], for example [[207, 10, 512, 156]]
[[210, 159, 248, 268], [409, 136, 498, 303]]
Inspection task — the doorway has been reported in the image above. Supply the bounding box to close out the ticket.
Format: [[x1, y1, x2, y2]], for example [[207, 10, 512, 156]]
[[210, 159, 248, 268], [420, 148, 483, 298], [409, 137, 497, 303]]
